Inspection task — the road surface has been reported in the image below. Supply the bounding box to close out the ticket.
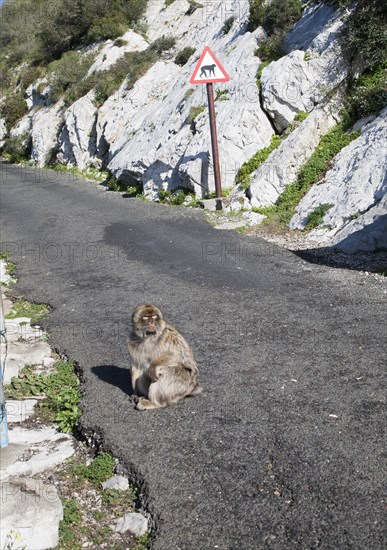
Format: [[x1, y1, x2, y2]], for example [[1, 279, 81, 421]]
[[1, 161, 385, 549]]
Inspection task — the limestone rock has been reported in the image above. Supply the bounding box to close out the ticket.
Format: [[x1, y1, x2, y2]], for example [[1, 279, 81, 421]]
[[0, 479, 63, 549], [102, 475, 129, 491], [31, 102, 65, 166], [248, 100, 340, 208], [0, 427, 75, 480], [331, 195, 387, 253], [25, 78, 51, 110], [87, 30, 148, 76], [57, 91, 98, 170], [290, 108, 387, 245], [114, 512, 148, 536], [6, 400, 38, 423], [4, 318, 44, 343], [0, 260, 12, 285], [261, 5, 348, 132], [0, 117, 6, 147]]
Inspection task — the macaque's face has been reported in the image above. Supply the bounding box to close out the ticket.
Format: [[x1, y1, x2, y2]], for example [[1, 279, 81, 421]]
[[132, 305, 164, 338]]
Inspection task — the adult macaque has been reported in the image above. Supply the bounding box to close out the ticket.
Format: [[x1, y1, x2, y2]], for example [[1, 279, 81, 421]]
[[127, 305, 202, 410]]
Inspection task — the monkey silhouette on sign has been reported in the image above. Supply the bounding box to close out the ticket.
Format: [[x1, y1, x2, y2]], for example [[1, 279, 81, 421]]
[[200, 63, 216, 78]]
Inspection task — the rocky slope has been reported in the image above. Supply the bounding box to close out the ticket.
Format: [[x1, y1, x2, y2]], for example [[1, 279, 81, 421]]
[[1, 0, 386, 253]]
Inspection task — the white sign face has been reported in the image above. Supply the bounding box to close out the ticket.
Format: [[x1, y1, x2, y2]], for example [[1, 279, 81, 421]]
[[190, 46, 230, 84]]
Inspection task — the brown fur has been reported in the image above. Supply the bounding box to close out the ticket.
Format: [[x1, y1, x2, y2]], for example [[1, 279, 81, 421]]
[[127, 305, 202, 410]]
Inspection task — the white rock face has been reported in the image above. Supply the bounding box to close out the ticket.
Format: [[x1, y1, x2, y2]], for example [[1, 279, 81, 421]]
[[87, 30, 149, 75], [1, 427, 75, 480], [31, 102, 65, 166], [6, 399, 38, 423], [25, 78, 51, 110], [57, 91, 98, 170], [0, 117, 6, 147], [331, 195, 387, 253], [10, 113, 32, 138], [261, 4, 348, 132], [105, 22, 273, 198], [248, 99, 340, 207], [290, 108, 387, 242], [102, 475, 129, 490], [0, 479, 63, 550]]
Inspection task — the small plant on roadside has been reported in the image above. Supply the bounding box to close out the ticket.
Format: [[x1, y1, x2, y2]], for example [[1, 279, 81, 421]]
[[0, 252, 16, 275], [215, 88, 229, 101], [6, 297, 49, 323], [5, 360, 81, 432], [68, 452, 116, 488], [175, 47, 196, 66], [305, 203, 334, 230], [1, 133, 32, 164]]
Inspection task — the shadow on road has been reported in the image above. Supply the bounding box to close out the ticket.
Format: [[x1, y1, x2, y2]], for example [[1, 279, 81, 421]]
[[92, 365, 133, 396], [294, 247, 387, 274]]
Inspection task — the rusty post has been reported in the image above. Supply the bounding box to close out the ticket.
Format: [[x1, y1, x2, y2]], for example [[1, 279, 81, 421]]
[[206, 83, 222, 210]]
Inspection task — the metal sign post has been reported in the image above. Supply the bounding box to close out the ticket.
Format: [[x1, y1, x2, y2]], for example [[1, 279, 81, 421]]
[[190, 46, 230, 211], [206, 82, 223, 210]]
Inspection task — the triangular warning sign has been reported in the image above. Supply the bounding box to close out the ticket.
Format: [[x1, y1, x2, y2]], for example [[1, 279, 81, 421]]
[[190, 46, 230, 85]]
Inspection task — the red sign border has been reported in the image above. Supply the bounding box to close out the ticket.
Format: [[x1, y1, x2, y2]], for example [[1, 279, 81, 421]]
[[190, 46, 230, 85]]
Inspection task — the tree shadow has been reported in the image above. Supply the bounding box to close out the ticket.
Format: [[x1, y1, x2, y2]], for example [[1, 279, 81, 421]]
[[92, 365, 133, 396]]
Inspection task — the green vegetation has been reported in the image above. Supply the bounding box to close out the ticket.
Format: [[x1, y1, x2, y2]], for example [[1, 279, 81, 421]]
[[47, 50, 97, 104], [2, 133, 31, 164], [222, 16, 235, 35], [86, 12, 129, 43], [158, 188, 198, 206], [249, 0, 302, 62], [236, 135, 282, 190], [344, 62, 387, 121], [164, 0, 176, 6], [215, 89, 229, 101], [93, 49, 157, 106], [185, 0, 203, 15], [150, 35, 176, 54], [58, 452, 141, 549], [305, 203, 334, 230], [254, 123, 360, 225], [175, 47, 196, 66], [6, 297, 49, 323], [5, 360, 81, 432], [0, 93, 28, 131], [187, 104, 205, 123], [0, 253, 16, 275], [249, 0, 302, 61], [283, 111, 308, 136]]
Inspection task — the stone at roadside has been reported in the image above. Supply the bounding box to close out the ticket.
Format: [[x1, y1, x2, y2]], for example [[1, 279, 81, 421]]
[[113, 512, 148, 536], [0, 262, 13, 285], [0, 427, 75, 480], [0, 479, 63, 550], [6, 400, 38, 423], [102, 475, 130, 491], [4, 318, 44, 343]]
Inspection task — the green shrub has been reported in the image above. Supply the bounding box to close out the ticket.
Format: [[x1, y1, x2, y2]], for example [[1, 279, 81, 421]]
[[256, 32, 284, 62], [47, 50, 96, 104], [346, 0, 387, 70], [185, 0, 203, 15], [150, 35, 176, 54], [17, 66, 44, 92], [305, 203, 334, 230], [222, 16, 235, 35], [236, 135, 282, 190], [187, 105, 205, 123], [248, 0, 265, 32], [0, 94, 28, 131], [262, 0, 302, 35], [175, 47, 196, 66], [272, 124, 359, 224], [2, 133, 31, 163], [86, 12, 128, 43], [114, 38, 129, 47], [345, 63, 387, 121]]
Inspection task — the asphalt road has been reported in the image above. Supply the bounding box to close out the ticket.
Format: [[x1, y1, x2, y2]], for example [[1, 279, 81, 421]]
[[1, 161, 385, 549]]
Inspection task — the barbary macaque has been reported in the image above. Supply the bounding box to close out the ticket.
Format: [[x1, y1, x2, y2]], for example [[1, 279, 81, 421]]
[[127, 305, 202, 410]]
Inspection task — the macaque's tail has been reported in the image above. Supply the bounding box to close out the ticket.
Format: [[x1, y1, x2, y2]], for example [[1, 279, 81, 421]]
[[189, 384, 203, 396]]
